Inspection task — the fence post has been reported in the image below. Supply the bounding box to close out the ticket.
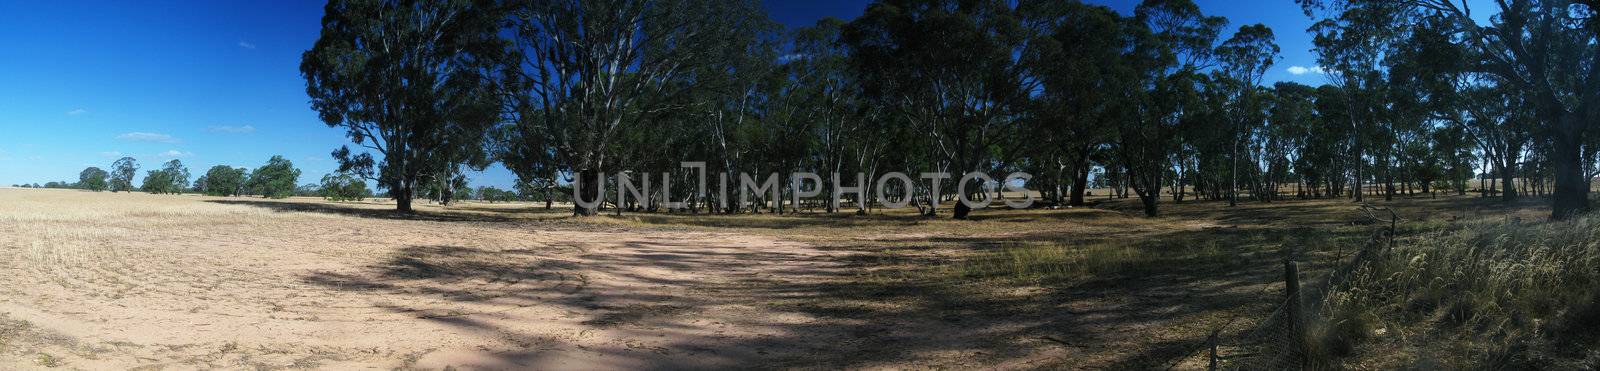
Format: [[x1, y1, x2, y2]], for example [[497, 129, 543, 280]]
[[1283, 259, 1303, 366], [1207, 329, 1219, 370]]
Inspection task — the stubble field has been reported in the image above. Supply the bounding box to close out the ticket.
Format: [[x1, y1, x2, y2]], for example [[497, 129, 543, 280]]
[[0, 187, 1545, 369]]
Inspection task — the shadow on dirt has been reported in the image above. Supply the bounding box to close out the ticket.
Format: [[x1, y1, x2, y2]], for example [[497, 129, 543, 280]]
[[292, 195, 1547, 368], [206, 199, 519, 223]]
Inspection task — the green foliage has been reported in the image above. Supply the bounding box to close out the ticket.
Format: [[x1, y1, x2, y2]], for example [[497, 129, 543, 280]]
[[294, 183, 321, 198], [476, 186, 516, 203], [247, 156, 301, 199], [109, 157, 138, 193], [78, 167, 109, 191], [842, 0, 1036, 218], [302, 0, 507, 212], [422, 175, 470, 205], [319, 172, 368, 202], [139, 159, 189, 195], [201, 165, 249, 196], [503, 0, 773, 216]]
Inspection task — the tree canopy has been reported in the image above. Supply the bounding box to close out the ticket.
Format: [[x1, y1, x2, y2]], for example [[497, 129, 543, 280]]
[[249, 156, 302, 199]]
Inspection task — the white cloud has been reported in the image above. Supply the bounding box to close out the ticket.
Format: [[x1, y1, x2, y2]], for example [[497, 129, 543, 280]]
[[1287, 66, 1327, 75], [207, 125, 256, 134], [238, 40, 256, 49], [66, 108, 88, 116], [157, 150, 193, 158], [116, 132, 181, 143]]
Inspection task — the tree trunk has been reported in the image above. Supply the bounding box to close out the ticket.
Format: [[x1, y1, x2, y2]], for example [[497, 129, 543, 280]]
[[1230, 131, 1239, 207], [1140, 193, 1158, 217], [1552, 116, 1590, 219], [396, 180, 414, 213], [1069, 165, 1089, 207], [1501, 159, 1518, 202], [574, 168, 600, 216]]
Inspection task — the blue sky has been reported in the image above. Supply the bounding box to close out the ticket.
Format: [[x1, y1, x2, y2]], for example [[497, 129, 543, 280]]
[[0, 0, 1487, 188]]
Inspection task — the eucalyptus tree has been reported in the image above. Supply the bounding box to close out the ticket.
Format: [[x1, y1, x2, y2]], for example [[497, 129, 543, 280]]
[[1267, 82, 1318, 199], [1384, 13, 1468, 197], [1416, 0, 1600, 218], [492, 122, 560, 210], [1113, 0, 1224, 217], [249, 156, 302, 199], [78, 167, 109, 192], [301, 0, 510, 213], [1215, 24, 1279, 205], [201, 165, 249, 197], [688, 3, 782, 213], [109, 157, 138, 193], [1430, 124, 1478, 196], [1183, 73, 1236, 201], [1458, 86, 1535, 201], [1020, 0, 1124, 207], [788, 18, 867, 213], [1306, 0, 1600, 217], [1308, 85, 1356, 197], [1302, 0, 1406, 202], [506, 0, 770, 216], [320, 172, 369, 202], [844, 0, 1036, 219], [140, 159, 189, 195]]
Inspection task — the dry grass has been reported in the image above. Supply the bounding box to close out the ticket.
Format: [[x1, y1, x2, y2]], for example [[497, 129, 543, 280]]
[[0, 187, 1559, 369], [1311, 215, 1600, 369]]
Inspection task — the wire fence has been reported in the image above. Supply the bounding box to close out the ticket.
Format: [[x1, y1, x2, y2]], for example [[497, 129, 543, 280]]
[[1168, 204, 1401, 370]]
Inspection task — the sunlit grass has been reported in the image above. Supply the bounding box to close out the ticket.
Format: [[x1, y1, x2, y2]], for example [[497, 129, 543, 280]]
[[1309, 215, 1600, 368]]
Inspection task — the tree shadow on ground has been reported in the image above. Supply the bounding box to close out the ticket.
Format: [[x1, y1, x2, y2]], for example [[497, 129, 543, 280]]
[[289, 229, 1333, 368], [206, 199, 519, 223], [290, 196, 1546, 368]]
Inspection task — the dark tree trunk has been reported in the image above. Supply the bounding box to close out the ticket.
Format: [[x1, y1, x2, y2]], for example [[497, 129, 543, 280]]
[[1069, 165, 1089, 207], [396, 189, 413, 213], [1501, 161, 1518, 202], [1552, 117, 1590, 219]]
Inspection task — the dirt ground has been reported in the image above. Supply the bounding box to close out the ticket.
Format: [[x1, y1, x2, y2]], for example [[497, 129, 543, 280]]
[[0, 188, 1549, 370]]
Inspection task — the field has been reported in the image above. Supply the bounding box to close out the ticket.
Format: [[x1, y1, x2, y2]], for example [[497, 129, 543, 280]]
[[0, 187, 1554, 369]]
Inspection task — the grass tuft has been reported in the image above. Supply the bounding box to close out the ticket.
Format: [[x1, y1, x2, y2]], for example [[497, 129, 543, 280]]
[[1308, 215, 1600, 368]]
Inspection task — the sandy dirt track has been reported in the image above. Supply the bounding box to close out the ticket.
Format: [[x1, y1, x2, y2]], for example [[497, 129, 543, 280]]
[[0, 189, 889, 369]]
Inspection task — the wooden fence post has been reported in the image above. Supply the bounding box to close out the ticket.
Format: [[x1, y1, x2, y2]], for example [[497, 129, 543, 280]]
[[1284, 259, 1302, 366], [1208, 329, 1219, 370]]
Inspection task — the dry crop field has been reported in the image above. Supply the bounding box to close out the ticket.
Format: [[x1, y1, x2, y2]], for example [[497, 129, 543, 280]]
[[0, 187, 1548, 369]]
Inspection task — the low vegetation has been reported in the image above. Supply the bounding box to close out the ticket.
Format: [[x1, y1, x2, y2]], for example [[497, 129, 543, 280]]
[[1308, 215, 1600, 368]]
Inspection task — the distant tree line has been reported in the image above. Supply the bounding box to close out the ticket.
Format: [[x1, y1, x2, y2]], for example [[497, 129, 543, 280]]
[[298, 0, 1598, 219], [22, 152, 566, 206], [30, 155, 307, 200]]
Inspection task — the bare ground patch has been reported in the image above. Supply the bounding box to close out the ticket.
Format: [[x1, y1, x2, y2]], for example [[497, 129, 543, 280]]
[[0, 189, 1549, 369]]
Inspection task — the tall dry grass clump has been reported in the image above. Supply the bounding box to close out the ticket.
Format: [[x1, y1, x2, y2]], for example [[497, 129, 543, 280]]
[[1312, 215, 1600, 368]]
